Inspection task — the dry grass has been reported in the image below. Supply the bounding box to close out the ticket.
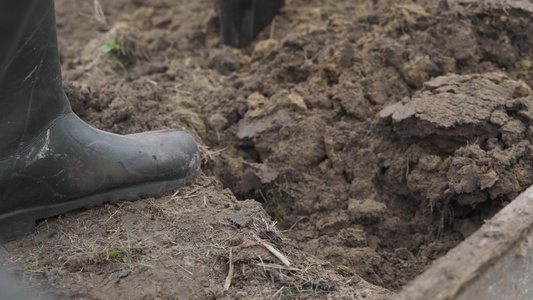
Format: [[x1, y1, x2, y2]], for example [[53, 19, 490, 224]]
[[93, 0, 108, 27], [5, 208, 160, 279], [198, 144, 225, 167], [0, 174, 388, 299]]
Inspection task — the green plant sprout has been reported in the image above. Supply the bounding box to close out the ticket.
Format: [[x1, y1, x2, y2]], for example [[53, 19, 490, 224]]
[[100, 34, 120, 53], [109, 250, 118, 258]]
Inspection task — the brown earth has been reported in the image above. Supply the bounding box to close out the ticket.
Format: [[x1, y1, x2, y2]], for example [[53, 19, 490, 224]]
[[3, 173, 393, 299], [2, 0, 533, 298]]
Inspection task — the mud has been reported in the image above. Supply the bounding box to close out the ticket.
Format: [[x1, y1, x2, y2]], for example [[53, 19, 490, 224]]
[[3, 0, 533, 298], [208, 0, 533, 290]]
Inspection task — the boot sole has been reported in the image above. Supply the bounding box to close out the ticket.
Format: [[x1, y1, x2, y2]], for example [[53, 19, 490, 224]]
[[0, 174, 196, 242]]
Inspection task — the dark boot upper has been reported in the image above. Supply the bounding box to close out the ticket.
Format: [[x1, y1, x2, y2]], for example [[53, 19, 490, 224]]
[[0, 0, 200, 234], [1, 0, 70, 159]]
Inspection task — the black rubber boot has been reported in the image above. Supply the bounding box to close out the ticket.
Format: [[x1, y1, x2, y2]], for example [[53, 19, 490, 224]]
[[219, 0, 284, 48], [0, 0, 200, 241]]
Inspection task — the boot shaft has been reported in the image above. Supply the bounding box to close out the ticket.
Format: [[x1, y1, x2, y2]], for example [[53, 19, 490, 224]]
[[0, 0, 71, 160], [0, 1, 38, 84]]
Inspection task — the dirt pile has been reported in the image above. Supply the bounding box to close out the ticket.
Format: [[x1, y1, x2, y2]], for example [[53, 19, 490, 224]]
[[380, 72, 533, 212], [203, 0, 533, 289]]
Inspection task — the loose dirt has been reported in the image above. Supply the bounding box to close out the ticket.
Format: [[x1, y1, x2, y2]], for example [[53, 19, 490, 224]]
[[3, 0, 533, 298]]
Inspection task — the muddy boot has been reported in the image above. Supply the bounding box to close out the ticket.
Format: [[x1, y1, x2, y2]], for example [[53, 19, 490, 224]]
[[0, 0, 200, 241], [219, 0, 284, 48]]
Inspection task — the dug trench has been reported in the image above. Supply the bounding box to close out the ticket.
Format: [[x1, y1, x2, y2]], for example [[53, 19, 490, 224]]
[[3, 0, 533, 298], [205, 0, 533, 290]]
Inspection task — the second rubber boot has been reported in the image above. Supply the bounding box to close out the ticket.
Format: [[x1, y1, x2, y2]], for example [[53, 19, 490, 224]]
[[0, 0, 200, 241]]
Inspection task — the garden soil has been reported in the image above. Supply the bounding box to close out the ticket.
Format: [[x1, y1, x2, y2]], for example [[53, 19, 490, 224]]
[[3, 0, 533, 298]]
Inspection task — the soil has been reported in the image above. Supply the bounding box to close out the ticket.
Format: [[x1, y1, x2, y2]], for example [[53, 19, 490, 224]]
[[2, 0, 533, 299], [2, 173, 393, 299]]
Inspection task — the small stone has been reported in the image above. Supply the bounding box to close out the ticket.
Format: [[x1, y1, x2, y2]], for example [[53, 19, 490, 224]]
[[228, 211, 253, 228], [512, 80, 531, 98], [288, 93, 307, 111], [317, 279, 336, 291], [252, 39, 279, 61]]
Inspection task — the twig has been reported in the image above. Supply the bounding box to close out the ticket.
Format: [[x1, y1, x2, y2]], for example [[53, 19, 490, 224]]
[[283, 216, 306, 232], [310, 43, 329, 61], [224, 248, 234, 291], [170, 257, 194, 276], [258, 255, 267, 274], [93, 0, 108, 26], [256, 263, 301, 272], [253, 235, 291, 266], [102, 228, 121, 252], [270, 18, 276, 40], [103, 204, 123, 224], [143, 77, 158, 86], [271, 286, 284, 299]]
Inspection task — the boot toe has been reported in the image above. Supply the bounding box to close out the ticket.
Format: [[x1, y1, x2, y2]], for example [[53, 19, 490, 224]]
[[119, 129, 200, 179], [0, 114, 201, 240]]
